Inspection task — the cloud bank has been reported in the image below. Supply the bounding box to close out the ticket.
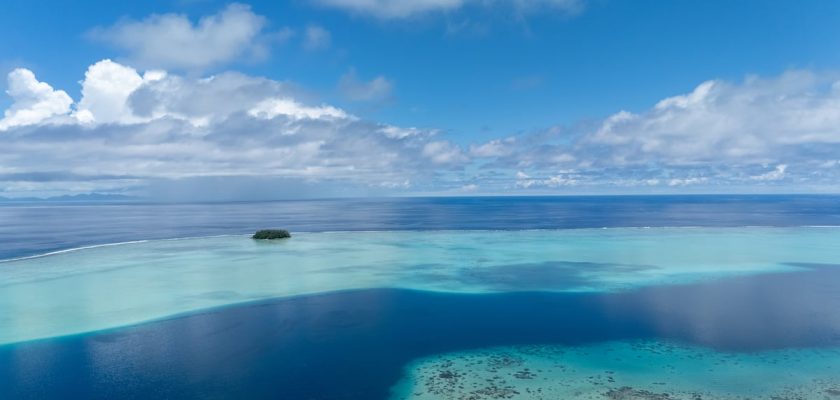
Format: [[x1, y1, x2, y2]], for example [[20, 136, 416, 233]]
[[2, 62, 840, 198], [0, 60, 466, 198], [588, 72, 840, 166], [469, 71, 840, 192]]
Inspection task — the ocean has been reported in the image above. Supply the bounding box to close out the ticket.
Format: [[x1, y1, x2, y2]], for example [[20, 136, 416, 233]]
[[1, 195, 839, 399], [2, 195, 839, 260]]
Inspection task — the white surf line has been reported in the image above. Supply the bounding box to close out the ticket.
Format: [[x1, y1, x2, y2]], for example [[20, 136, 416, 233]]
[[0, 234, 246, 264]]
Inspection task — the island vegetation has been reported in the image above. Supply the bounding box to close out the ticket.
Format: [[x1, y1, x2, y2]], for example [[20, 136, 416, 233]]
[[252, 229, 292, 240]]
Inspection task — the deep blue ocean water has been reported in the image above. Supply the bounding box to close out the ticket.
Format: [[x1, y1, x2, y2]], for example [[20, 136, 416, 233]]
[[2, 195, 840, 399], [2, 195, 840, 260]]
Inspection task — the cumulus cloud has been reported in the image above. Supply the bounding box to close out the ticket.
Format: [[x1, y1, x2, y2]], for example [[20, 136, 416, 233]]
[[312, 0, 584, 19], [89, 4, 276, 70], [338, 69, 393, 102], [588, 71, 840, 166], [127, 69, 292, 124], [74, 60, 164, 124], [0, 59, 466, 198], [2, 62, 840, 197], [476, 70, 840, 192], [0, 69, 73, 130]]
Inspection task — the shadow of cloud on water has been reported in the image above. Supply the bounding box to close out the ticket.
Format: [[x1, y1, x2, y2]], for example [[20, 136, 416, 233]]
[[599, 262, 840, 351]]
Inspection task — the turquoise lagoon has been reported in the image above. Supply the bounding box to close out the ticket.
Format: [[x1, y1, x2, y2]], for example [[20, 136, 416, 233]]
[[1, 227, 839, 345], [392, 340, 840, 399], [2, 226, 840, 399]]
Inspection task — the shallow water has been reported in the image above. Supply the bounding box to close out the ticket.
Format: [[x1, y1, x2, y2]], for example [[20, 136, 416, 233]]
[[1, 228, 839, 345], [393, 340, 840, 399]]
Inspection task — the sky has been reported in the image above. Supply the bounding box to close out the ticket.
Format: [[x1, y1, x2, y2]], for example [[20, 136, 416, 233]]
[[1, 0, 840, 199]]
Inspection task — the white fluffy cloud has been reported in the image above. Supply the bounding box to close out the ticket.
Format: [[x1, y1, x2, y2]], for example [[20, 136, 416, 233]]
[[312, 0, 583, 19], [3, 61, 840, 197], [588, 71, 840, 166], [470, 71, 840, 191], [0, 59, 466, 198], [74, 60, 165, 124], [0, 69, 73, 130], [89, 4, 273, 70]]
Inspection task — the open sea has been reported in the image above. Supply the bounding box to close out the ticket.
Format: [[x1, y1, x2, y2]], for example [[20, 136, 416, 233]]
[[1, 195, 840, 399]]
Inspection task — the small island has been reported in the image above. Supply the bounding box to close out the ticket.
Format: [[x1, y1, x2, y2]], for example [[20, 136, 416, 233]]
[[252, 229, 292, 240]]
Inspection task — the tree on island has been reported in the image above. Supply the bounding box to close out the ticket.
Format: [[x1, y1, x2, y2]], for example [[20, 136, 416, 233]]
[[252, 229, 292, 239]]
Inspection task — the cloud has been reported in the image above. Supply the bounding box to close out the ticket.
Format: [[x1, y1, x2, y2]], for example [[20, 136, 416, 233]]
[[0, 69, 73, 130], [587, 71, 840, 166], [3, 62, 840, 197], [89, 4, 277, 70], [750, 164, 787, 181], [126, 68, 294, 124], [667, 177, 708, 187], [249, 98, 350, 120], [470, 137, 515, 157], [74, 59, 165, 124], [380, 125, 426, 139], [0, 59, 466, 198], [338, 69, 394, 102], [312, 0, 584, 19], [515, 172, 579, 188], [302, 25, 332, 51], [422, 140, 468, 165], [472, 70, 840, 192]]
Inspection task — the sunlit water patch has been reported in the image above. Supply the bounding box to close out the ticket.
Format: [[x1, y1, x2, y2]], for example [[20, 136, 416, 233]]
[[1, 227, 840, 344], [391, 340, 840, 400]]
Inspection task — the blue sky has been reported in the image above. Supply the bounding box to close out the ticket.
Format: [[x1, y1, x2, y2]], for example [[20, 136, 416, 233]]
[[1, 0, 840, 199]]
